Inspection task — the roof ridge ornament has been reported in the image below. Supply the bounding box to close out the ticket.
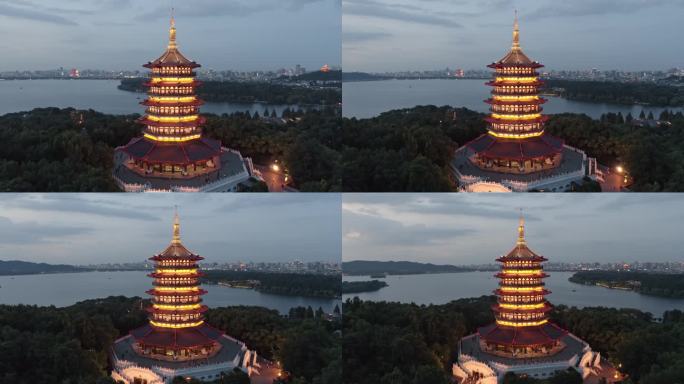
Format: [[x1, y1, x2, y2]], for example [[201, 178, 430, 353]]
[[168, 8, 177, 49], [512, 10, 520, 51], [517, 208, 526, 246], [172, 206, 181, 244]]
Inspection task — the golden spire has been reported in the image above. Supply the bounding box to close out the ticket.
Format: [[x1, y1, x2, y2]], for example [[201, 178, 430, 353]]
[[168, 8, 177, 49], [516, 208, 526, 246], [512, 10, 520, 51], [172, 206, 181, 244]]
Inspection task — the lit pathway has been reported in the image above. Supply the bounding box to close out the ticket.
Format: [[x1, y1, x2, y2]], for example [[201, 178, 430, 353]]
[[250, 357, 282, 384]]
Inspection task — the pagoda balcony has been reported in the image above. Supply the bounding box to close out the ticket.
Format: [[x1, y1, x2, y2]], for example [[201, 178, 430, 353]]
[[492, 303, 552, 313], [142, 99, 204, 107], [150, 316, 204, 325], [146, 288, 207, 296], [486, 79, 544, 87], [494, 269, 549, 279], [485, 98, 546, 106], [138, 116, 206, 127], [491, 89, 540, 96], [147, 89, 196, 96], [494, 288, 551, 296], [152, 280, 199, 288], [499, 279, 545, 288], [148, 271, 204, 278], [485, 116, 548, 126], [147, 305, 208, 315], [144, 80, 202, 87]]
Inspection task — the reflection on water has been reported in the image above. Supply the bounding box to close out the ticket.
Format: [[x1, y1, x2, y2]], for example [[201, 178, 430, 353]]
[[343, 79, 683, 120], [0, 79, 300, 116], [0, 271, 340, 314], [343, 271, 684, 318]]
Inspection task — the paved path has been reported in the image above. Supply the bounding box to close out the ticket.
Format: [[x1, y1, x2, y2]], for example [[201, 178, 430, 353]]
[[250, 357, 281, 384]]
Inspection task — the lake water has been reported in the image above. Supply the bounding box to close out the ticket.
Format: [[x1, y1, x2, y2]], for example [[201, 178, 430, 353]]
[[0, 271, 340, 314], [343, 272, 684, 318], [0, 79, 299, 116], [343, 79, 684, 120]]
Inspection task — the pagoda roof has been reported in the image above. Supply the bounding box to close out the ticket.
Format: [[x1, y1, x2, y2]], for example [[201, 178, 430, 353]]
[[478, 322, 566, 347], [142, 99, 204, 107], [143, 15, 200, 69], [131, 322, 221, 349], [119, 136, 221, 165], [466, 133, 562, 161], [487, 12, 543, 69], [485, 115, 549, 125], [138, 115, 206, 127]]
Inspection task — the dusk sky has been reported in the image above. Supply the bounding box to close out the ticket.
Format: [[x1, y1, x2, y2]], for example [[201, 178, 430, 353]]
[[0, 0, 341, 71], [343, 194, 684, 265], [343, 0, 684, 72], [0, 194, 340, 265]]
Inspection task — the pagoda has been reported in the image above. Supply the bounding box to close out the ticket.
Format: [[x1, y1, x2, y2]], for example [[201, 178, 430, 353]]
[[111, 212, 256, 384], [452, 13, 595, 192], [453, 214, 617, 383], [113, 14, 256, 192]]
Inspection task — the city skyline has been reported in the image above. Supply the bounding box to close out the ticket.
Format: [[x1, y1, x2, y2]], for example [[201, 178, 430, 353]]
[[0, 0, 341, 71], [343, 0, 684, 72], [342, 194, 684, 264], [0, 194, 341, 264]]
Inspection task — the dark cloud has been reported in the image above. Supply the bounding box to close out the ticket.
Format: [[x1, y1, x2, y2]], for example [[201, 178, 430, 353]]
[[343, 0, 462, 28], [526, 0, 684, 19], [343, 194, 684, 264], [0, 2, 78, 25], [343, 30, 392, 43], [0, 216, 91, 245]]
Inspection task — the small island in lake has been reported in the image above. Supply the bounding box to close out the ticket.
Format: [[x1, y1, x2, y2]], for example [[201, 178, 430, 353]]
[[343, 260, 472, 276], [202, 270, 341, 299], [342, 280, 388, 294], [0, 259, 89, 275], [569, 270, 684, 298]]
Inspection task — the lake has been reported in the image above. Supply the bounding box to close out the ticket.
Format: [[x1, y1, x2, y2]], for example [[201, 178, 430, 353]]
[[0, 79, 299, 116], [0, 271, 340, 314], [343, 272, 684, 318], [343, 79, 684, 120]]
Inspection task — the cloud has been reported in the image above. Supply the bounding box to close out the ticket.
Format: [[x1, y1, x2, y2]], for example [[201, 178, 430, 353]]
[[0, 2, 77, 25], [0, 216, 91, 245], [136, 0, 327, 21], [7, 195, 161, 221], [343, 0, 462, 28], [526, 0, 684, 20], [343, 30, 392, 43], [343, 210, 476, 247]]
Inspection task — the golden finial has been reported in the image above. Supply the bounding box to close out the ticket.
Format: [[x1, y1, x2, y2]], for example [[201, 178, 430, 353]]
[[168, 8, 177, 49], [512, 10, 520, 50], [172, 206, 181, 244], [517, 208, 526, 246]]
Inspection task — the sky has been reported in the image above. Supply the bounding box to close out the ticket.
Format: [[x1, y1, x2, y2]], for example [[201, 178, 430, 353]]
[[0, 194, 341, 265], [343, 0, 684, 72], [343, 193, 684, 265], [0, 0, 341, 71]]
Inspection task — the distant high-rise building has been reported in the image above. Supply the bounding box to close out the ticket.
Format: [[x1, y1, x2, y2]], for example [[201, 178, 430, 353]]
[[113, 15, 258, 192]]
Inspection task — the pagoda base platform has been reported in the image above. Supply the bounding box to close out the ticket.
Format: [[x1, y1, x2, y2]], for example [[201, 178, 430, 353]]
[[452, 144, 593, 192], [111, 332, 258, 384], [453, 331, 619, 384], [113, 147, 255, 192]]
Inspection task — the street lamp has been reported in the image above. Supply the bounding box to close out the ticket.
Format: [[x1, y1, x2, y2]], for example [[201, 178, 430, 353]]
[[271, 164, 280, 172], [615, 165, 624, 174]]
